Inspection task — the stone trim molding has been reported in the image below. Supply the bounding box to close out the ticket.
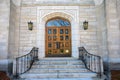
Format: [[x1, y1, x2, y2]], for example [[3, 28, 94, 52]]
[[42, 12, 72, 22]]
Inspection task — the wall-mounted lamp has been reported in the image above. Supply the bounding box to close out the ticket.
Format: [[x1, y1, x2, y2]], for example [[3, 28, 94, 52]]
[[28, 21, 33, 30], [83, 21, 88, 30]]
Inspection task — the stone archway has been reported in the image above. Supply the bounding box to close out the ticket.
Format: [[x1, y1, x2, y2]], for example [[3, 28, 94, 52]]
[[37, 6, 80, 59], [42, 12, 73, 58]]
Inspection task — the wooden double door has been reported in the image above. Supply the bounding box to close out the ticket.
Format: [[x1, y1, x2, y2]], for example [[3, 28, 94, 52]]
[[45, 26, 71, 57]]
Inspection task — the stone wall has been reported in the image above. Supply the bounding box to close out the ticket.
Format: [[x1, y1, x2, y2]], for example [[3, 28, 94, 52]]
[[17, 0, 100, 58], [79, 5, 99, 55], [17, 0, 120, 63], [18, 6, 37, 56]]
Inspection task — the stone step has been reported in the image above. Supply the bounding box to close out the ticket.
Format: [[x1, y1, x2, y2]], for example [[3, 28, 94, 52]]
[[19, 58, 99, 79], [20, 72, 97, 79], [28, 68, 90, 73], [31, 64, 85, 69], [24, 78, 100, 80], [34, 60, 83, 65], [39, 58, 78, 60]]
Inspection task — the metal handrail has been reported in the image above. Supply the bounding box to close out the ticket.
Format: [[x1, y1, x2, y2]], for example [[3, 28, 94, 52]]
[[15, 47, 38, 78], [78, 47, 103, 77]]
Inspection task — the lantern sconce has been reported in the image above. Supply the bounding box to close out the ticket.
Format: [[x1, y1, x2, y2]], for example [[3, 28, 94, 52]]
[[28, 21, 33, 30], [83, 21, 88, 30]]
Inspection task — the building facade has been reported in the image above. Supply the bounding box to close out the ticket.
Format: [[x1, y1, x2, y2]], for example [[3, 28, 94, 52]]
[[0, 0, 120, 78]]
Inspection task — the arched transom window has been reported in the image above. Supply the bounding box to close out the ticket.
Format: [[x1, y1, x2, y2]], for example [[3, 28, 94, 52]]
[[46, 18, 71, 27]]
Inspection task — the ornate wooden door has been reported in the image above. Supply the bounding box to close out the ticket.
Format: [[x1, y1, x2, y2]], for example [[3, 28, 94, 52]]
[[45, 18, 71, 57]]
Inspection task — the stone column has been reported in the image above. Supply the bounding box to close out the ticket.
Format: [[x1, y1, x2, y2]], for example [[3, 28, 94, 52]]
[[106, 0, 120, 68], [96, 1, 110, 79], [8, 0, 21, 59], [95, 1, 108, 61], [0, 0, 10, 72]]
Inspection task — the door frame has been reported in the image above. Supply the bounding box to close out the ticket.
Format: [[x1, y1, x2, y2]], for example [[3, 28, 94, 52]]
[[45, 17, 72, 57]]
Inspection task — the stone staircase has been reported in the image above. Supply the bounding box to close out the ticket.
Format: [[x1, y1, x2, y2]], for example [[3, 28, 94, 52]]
[[19, 58, 104, 80]]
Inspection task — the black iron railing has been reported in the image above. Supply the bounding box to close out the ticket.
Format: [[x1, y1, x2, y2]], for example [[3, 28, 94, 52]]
[[15, 47, 38, 78], [78, 47, 103, 77]]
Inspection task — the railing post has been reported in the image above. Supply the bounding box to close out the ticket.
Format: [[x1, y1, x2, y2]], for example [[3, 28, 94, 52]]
[[15, 58, 19, 78], [79, 47, 83, 60], [35, 47, 38, 60], [34, 47, 36, 60]]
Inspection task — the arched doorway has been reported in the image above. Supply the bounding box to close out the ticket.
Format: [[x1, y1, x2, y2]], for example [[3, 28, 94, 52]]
[[45, 17, 72, 57]]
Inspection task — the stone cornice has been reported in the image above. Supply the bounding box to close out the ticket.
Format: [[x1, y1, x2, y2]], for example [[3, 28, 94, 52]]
[[21, 0, 95, 7], [11, 0, 104, 7]]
